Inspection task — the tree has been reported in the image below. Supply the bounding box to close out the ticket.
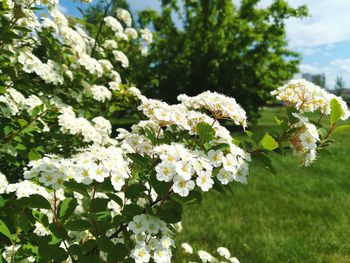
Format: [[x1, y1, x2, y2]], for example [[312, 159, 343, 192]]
[[127, 0, 308, 122], [335, 75, 345, 96]]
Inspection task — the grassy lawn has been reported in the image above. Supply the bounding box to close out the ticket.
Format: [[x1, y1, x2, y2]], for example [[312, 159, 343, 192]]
[[175, 107, 350, 263]]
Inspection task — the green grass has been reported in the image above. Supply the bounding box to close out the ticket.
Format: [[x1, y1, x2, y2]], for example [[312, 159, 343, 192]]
[[175, 107, 350, 263]]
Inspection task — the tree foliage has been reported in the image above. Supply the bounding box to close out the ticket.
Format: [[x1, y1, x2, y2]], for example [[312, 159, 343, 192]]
[[126, 0, 308, 122]]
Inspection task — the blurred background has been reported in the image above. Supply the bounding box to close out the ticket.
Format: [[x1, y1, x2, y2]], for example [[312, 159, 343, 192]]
[[60, 1, 350, 262]]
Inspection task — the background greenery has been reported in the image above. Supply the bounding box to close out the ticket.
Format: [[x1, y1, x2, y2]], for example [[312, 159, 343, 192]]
[[84, 0, 308, 122], [175, 107, 350, 263]]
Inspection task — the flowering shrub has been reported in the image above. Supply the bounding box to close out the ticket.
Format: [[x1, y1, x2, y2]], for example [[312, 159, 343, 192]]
[[0, 1, 349, 262]]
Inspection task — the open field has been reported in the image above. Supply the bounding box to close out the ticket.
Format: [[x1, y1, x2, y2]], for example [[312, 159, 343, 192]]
[[176, 107, 350, 263]]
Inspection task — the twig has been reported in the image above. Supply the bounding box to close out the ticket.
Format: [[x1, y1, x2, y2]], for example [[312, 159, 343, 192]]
[[90, 1, 112, 56]]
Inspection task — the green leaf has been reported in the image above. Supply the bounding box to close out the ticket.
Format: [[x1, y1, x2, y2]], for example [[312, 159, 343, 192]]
[[157, 200, 182, 223], [64, 181, 89, 197], [67, 244, 82, 256], [65, 219, 91, 231], [58, 198, 78, 221], [81, 239, 97, 255], [123, 204, 144, 220], [18, 119, 28, 127], [197, 122, 216, 141], [28, 149, 42, 160], [0, 219, 13, 242], [127, 153, 151, 171], [274, 116, 284, 126], [317, 128, 327, 139], [150, 171, 169, 196], [333, 124, 350, 134], [330, 98, 343, 125], [125, 183, 147, 200], [244, 130, 254, 137], [96, 236, 114, 252], [15, 244, 38, 262], [253, 154, 276, 175], [259, 133, 279, 151], [107, 243, 129, 262], [18, 194, 51, 209]]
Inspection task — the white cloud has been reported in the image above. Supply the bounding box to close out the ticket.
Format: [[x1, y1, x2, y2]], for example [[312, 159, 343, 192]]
[[285, 0, 350, 47], [299, 59, 350, 89]]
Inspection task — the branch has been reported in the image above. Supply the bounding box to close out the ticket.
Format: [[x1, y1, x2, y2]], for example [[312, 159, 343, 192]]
[[90, 1, 112, 56]]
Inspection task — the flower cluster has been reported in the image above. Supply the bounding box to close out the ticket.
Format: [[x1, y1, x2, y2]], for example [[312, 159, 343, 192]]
[[128, 214, 174, 263], [289, 113, 320, 166], [131, 92, 251, 194], [17, 50, 64, 85], [0, 88, 44, 117], [24, 146, 130, 190], [271, 79, 350, 166], [178, 91, 247, 127], [58, 106, 112, 144], [271, 79, 350, 119]]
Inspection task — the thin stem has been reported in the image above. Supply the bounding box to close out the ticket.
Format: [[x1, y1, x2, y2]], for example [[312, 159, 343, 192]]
[[1, 109, 48, 144], [51, 191, 76, 263], [90, 182, 100, 238], [323, 124, 336, 141], [90, 1, 112, 56], [316, 112, 324, 125]]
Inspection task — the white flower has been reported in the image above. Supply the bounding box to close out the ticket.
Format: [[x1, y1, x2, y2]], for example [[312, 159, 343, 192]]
[[181, 243, 193, 254], [304, 149, 317, 166], [128, 216, 146, 235], [216, 168, 234, 185], [140, 28, 153, 44], [125, 28, 138, 39], [299, 131, 316, 150], [33, 222, 50, 236], [173, 176, 195, 197], [155, 162, 176, 182], [198, 250, 215, 262], [217, 247, 231, 259], [229, 257, 240, 263], [175, 161, 195, 180], [74, 165, 93, 185], [0, 172, 8, 194], [88, 163, 109, 183], [117, 8, 132, 27], [113, 50, 129, 68], [111, 174, 125, 191], [160, 236, 174, 249], [196, 170, 214, 192], [154, 248, 171, 263], [131, 245, 151, 263], [207, 149, 223, 167], [103, 39, 118, 49], [222, 154, 238, 173], [234, 163, 248, 184], [90, 85, 112, 102], [109, 81, 120, 91], [104, 16, 123, 32]]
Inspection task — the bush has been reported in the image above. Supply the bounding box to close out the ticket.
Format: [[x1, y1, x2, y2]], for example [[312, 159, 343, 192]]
[[0, 1, 349, 262]]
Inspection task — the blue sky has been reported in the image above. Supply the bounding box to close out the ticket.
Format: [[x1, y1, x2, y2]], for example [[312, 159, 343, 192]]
[[60, 0, 350, 88]]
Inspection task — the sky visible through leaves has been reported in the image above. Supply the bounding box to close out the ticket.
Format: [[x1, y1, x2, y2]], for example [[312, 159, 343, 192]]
[[60, 0, 350, 89]]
